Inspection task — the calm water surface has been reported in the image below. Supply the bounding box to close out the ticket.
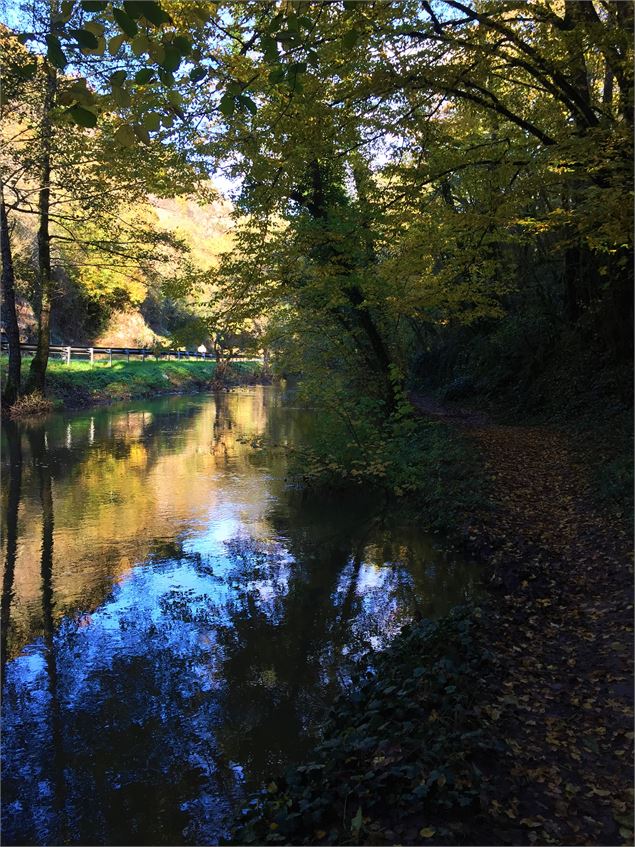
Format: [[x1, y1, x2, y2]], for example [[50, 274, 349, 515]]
[[1, 387, 479, 845]]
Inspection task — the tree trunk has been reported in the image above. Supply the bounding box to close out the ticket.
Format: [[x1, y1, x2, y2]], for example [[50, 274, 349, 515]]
[[0, 182, 21, 406], [26, 55, 56, 396]]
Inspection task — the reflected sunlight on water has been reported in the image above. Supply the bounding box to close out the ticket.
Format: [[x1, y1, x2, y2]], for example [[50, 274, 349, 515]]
[[1, 387, 480, 845]]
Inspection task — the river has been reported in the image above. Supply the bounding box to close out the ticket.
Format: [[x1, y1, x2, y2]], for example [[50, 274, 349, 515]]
[[1, 386, 480, 845]]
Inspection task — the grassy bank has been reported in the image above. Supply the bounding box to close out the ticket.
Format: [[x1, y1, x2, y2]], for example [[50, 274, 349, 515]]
[[1, 357, 267, 413]]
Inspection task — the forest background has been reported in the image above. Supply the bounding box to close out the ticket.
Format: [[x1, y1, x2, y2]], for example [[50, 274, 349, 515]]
[[0, 0, 632, 502]]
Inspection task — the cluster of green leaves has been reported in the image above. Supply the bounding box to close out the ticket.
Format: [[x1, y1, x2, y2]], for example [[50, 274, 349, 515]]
[[231, 606, 499, 846], [285, 371, 487, 531]]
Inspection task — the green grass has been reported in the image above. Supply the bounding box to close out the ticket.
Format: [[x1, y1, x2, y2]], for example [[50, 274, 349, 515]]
[[1, 356, 265, 408]]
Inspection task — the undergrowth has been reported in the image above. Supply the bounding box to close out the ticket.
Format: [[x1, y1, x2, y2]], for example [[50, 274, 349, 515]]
[[287, 374, 488, 532], [230, 606, 499, 846]]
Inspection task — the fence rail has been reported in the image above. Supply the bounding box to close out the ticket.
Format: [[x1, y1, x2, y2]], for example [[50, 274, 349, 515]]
[[0, 341, 263, 365]]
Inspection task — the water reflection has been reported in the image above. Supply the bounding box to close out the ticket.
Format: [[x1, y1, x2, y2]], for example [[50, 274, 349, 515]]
[[1, 388, 479, 845]]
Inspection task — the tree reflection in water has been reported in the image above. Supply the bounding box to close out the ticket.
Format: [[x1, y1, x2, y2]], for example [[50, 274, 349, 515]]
[[1, 389, 479, 845]]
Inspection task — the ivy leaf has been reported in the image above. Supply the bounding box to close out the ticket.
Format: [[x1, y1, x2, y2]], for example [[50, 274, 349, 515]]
[[112, 8, 138, 38], [81, 0, 108, 10], [69, 28, 99, 49], [67, 104, 98, 127], [45, 35, 67, 69]]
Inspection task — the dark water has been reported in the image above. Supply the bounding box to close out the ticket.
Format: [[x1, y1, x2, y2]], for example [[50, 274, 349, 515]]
[[1, 387, 479, 845]]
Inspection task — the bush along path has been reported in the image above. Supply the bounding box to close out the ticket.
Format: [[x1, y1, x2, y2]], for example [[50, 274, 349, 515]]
[[230, 397, 633, 846]]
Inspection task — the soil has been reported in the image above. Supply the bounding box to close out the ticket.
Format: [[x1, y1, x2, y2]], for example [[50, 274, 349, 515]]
[[410, 393, 634, 845]]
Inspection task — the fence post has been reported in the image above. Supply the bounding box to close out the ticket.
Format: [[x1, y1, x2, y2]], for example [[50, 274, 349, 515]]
[[89, 347, 94, 365], [108, 348, 112, 367], [65, 346, 71, 366], [142, 349, 146, 362]]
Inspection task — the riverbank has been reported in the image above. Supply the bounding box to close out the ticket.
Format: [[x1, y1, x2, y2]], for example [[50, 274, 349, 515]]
[[231, 399, 633, 846], [1, 358, 268, 416]]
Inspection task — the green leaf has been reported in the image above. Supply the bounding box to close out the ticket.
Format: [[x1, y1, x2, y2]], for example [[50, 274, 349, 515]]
[[108, 34, 125, 55], [122, 1, 145, 18], [81, 0, 108, 10], [148, 42, 166, 64], [67, 104, 98, 127], [70, 28, 99, 49], [189, 66, 206, 83], [226, 80, 242, 96], [109, 69, 127, 86], [45, 35, 67, 69], [142, 111, 161, 131], [113, 123, 137, 146], [131, 34, 150, 56], [137, 1, 172, 26], [158, 68, 174, 86], [166, 89, 182, 107], [160, 113, 174, 127], [260, 34, 278, 62], [268, 66, 286, 85], [135, 68, 155, 84], [342, 29, 360, 49], [84, 20, 105, 37], [17, 33, 35, 45], [289, 61, 307, 75], [351, 806, 363, 833], [133, 123, 151, 144], [111, 84, 131, 107], [16, 62, 38, 80], [160, 46, 181, 72], [171, 35, 191, 55], [112, 8, 138, 37], [58, 1, 75, 23], [238, 94, 257, 115], [219, 93, 235, 118]]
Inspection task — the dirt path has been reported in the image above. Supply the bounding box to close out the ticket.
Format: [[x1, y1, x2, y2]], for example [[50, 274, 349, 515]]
[[411, 394, 634, 845]]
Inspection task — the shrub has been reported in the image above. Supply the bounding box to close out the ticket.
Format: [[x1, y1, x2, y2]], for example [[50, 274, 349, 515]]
[[7, 392, 54, 419]]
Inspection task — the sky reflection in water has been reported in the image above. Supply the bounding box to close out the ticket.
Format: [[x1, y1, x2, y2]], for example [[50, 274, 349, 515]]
[[1, 387, 479, 845]]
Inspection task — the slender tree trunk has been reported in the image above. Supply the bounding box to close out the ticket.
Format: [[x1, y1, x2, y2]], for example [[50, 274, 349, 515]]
[[0, 420, 22, 686], [26, 54, 56, 396], [0, 182, 21, 406]]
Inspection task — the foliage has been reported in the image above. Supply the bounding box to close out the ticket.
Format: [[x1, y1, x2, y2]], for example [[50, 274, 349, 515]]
[[0, 356, 265, 411], [231, 606, 498, 846]]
